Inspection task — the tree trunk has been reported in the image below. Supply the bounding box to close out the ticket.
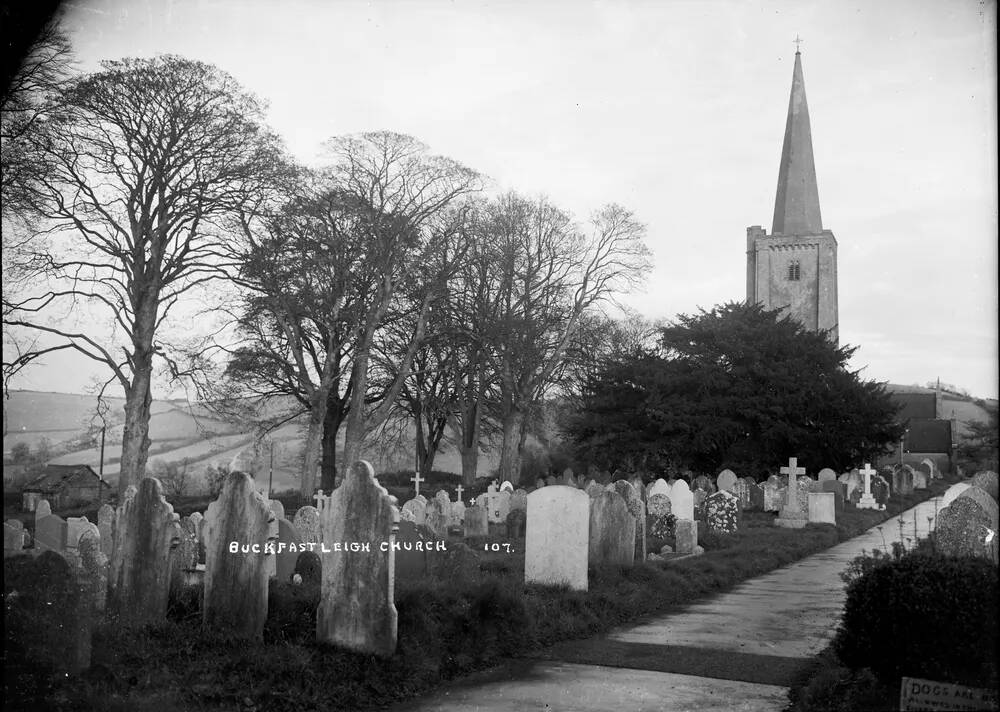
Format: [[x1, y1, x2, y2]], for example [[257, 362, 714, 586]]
[[343, 352, 369, 470], [299, 411, 322, 498], [319, 396, 342, 492], [118, 363, 153, 498], [498, 407, 526, 485]]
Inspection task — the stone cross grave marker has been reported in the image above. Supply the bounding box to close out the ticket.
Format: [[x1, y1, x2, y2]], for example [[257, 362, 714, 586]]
[[410, 471, 424, 497], [525, 486, 589, 591], [313, 489, 325, 515], [857, 464, 878, 510], [776, 457, 808, 528], [109, 478, 176, 625], [203, 472, 271, 638], [317, 460, 398, 657], [455, 484, 464, 502], [588, 490, 635, 567]]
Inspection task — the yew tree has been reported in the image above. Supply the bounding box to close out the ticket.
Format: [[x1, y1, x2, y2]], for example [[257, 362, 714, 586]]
[[3, 55, 285, 497], [566, 302, 904, 477]]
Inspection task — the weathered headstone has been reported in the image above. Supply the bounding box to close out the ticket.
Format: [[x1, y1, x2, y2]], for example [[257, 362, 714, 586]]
[[675, 519, 698, 554], [762, 476, 782, 512], [807, 492, 837, 524], [269, 499, 286, 522], [393, 520, 432, 580], [731, 479, 751, 509], [402, 497, 427, 526], [935, 488, 999, 562], [748, 481, 765, 511], [612, 479, 646, 563], [424, 496, 450, 539], [79, 529, 109, 615], [35, 512, 68, 553], [872, 475, 891, 508], [524, 486, 589, 591], [911, 468, 929, 491], [203, 472, 270, 637], [647, 492, 674, 539], [795, 477, 816, 514], [463, 503, 488, 537], [588, 490, 635, 566], [506, 508, 527, 538], [293, 505, 321, 545], [716, 469, 738, 493], [109, 478, 176, 625], [511, 488, 529, 512], [275, 518, 303, 582], [560, 468, 576, 487], [941, 482, 972, 509], [97, 504, 115, 558], [820, 479, 847, 512], [692, 474, 715, 494], [919, 458, 937, 480], [817, 468, 837, 482], [839, 471, 862, 501], [692, 489, 708, 522], [169, 518, 198, 597], [483, 484, 512, 524], [971, 471, 998, 502], [892, 465, 915, 497], [585, 481, 605, 499], [448, 500, 466, 528], [705, 491, 739, 534], [317, 460, 398, 657], [500, 480, 514, 493], [668, 480, 694, 521], [4, 519, 25, 556], [648, 478, 671, 498], [294, 550, 322, 585]]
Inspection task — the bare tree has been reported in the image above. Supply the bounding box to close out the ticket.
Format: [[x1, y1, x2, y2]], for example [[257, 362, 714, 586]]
[[475, 194, 651, 484], [3, 55, 286, 497]]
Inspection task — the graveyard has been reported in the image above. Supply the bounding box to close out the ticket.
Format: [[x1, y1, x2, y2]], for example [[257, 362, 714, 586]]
[[4, 458, 976, 712]]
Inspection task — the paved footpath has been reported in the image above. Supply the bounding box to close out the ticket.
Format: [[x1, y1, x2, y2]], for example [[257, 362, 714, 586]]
[[391, 495, 944, 712]]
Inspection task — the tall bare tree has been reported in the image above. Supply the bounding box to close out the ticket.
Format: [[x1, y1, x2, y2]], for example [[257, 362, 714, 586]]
[[476, 194, 651, 483], [3, 55, 285, 497]]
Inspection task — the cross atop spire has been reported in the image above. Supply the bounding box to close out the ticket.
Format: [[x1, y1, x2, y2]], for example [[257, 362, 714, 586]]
[[793, 35, 804, 54], [772, 49, 823, 235]]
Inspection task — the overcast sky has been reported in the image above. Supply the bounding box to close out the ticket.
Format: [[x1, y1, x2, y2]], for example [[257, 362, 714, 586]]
[[11, 0, 998, 399]]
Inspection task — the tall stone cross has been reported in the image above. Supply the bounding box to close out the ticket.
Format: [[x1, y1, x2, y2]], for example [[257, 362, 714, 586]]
[[410, 471, 424, 497], [455, 484, 464, 502], [313, 489, 325, 514], [859, 463, 876, 495], [780, 457, 806, 509]]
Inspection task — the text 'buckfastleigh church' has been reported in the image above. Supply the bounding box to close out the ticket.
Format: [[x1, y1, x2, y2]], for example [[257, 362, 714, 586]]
[[746, 48, 839, 344]]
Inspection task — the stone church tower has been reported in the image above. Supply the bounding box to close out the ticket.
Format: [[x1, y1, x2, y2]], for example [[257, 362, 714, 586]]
[[746, 49, 839, 344]]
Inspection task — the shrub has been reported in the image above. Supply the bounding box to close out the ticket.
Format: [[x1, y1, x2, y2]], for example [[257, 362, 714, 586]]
[[834, 550, 998, 688], [789, 662, 891, 712]]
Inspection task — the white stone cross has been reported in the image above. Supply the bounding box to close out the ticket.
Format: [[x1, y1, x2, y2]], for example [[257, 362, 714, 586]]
[[859, 463, 876, 495], [410, 471, 424, 496], [455, 484, 464, 502], [313, 489, 324, 513]]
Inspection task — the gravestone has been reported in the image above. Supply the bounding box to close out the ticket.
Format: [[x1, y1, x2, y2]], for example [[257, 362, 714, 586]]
[[35, 513, 68, 553], [872, 475, 890, 508], [648, 478, 670, 499], [97, 504, 116, 558], [506, 508, 527, 538], [716, 469, 738, 493], [524, 486, 589, 591], [463, 504, 488, 537], [434, 490, 451, 510], [935, 488, 1000, 562], [817, 468, 837, 482], [4, 519, 25, 556], [588, 490, 635, 566], [820, 479, 847, 513], [402, 497, 427, 526], [585, 481, 605, 499], [911, 468, 928, 491], [748, 481, 765, 511], [34, 498, 52, 522], [79, 529, 109, 615], [430, 542, 480, 582], [668, 480, 694, 521], [775, 458, 808, 529], [807, 492, 837, 525], [763, 476, 782, 512], [629, 476, 646, 503], [612, 479, 646, 563], [109, 478, 176, 625], [424, 497, 450, 539], [856, 464, 878, 510], [971, 471, 998, 502], [275, 518, 302, 582], [317, 460, 398, 657], [560, 468, 576, 487], [705, 491, 739, 534], [66, 516, 94, 551], [293, 505, 321, 545], [731, 479, 751, 509], [646, 492, 674, 539], [675, 519, 698, 554], [511, 489, 529, 512], [545, 475, 558, 487], [189, 511, 204, 543], [795, 477, 816, 514], [500, 480, 514, 493], [692, 489, 708, 522], [892, 466, 915, 497], [269, 499, 286, 522], [449, 500, 466, 528], [483, 484, 512, 524], [692, 475, 715, 494], [839, 471, 862, 501], [919, 458, 937, 480], [169, 518, 198, 597], [203, 472, 270, 637]]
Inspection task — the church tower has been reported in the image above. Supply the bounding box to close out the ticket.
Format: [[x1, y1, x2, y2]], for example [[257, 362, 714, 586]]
[[746, 48, 838, 344]]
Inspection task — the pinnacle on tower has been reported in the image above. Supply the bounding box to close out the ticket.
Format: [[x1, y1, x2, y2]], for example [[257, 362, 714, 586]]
[[771, 49, 823, 235]]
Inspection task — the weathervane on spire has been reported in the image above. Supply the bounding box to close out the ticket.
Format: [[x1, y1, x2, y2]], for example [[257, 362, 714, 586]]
[[793, 35, 804, 54]]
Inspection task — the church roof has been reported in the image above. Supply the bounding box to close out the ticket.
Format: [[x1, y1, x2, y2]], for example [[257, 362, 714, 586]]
[[772, 51, 823, 236]]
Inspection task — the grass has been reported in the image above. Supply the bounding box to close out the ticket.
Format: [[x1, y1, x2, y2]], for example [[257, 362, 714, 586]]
[[3, 478, 951, 712]]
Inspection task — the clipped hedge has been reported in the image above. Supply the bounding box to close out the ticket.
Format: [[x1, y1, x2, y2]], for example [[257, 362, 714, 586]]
[[833, 550, 998, 689]]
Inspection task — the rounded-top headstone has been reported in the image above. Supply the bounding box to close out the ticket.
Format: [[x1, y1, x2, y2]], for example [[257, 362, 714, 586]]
[[716, 470, 738, 493], [971, 471, 998, 503], [648, 478, 670, 498], [817, 468, 837, 482], [941, 482, 972, 509]]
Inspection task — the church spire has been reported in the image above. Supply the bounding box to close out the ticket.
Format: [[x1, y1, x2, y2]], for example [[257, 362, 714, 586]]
[[771, 48, 823, 235]]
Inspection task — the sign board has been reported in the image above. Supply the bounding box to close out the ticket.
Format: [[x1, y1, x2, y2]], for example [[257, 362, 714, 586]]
[[900, 677, 998, 711]]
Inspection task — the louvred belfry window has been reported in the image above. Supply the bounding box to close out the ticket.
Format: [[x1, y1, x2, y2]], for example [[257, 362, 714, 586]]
[[787, 260, 801, 281]]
